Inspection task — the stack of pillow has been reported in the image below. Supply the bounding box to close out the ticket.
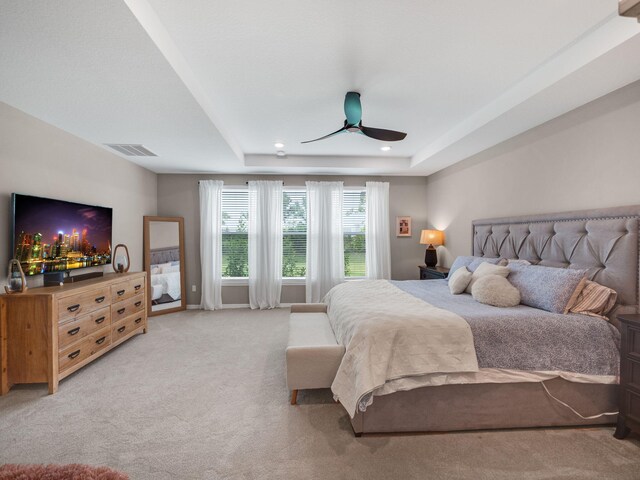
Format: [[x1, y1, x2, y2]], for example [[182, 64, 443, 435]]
[[446, 255, 617, 319]]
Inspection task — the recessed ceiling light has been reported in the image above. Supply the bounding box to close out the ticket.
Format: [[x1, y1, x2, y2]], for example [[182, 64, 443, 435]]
[[274, 142, 284, 148], [380, 146, 391, 151], [276, 150, 287, 157]]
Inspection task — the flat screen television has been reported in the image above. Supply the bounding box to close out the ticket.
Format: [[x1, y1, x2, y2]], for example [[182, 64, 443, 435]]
[[11, 194, 113, 276]]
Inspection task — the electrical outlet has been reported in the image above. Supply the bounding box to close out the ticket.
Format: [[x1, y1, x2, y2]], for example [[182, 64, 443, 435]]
[[192, 285, 197, 293]]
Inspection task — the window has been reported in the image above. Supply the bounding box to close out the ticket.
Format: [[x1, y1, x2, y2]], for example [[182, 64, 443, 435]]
[[343, 189, 366, 277], [220, 186, 366, 279], [282, 189, 307, 278], [221, 189, 249, 277]]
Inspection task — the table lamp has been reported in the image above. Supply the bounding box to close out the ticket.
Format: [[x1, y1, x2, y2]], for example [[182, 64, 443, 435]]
[[420, 229, 444, 267]]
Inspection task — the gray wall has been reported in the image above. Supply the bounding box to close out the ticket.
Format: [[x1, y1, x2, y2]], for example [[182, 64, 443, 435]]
[[424, 80, 640, 268], [149, 221, 180, 250], [157, 174, 429, 305], [0, 102, 158, 287]]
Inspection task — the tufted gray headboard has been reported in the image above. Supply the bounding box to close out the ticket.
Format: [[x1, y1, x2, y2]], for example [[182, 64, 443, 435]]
[[150, 246, 181, 265], [472, 205, 640, 319]]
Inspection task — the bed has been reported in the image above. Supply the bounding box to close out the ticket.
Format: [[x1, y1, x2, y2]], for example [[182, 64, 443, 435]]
[[149, 246, 182, 305], [329, 205, 640, 435]]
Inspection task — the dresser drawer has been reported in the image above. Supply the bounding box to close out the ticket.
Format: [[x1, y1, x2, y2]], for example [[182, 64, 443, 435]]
[[58, 306, 111, 350], [58, 326, 111, 373], [111, 278, 145, 303], [112, 313, 145, 343], [111, 294, 145, 322], [58, 288, 111, 323]]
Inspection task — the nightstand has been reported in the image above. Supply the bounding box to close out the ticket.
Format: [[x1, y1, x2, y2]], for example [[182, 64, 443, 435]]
[[418, 265, 449, 280], [614, 314, 640, 439]]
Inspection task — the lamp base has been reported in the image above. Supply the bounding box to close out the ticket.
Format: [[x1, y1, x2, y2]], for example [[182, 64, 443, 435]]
[[424, 246, 438, 268]]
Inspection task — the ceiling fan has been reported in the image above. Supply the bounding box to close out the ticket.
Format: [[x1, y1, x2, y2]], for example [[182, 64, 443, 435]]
[[301, 91, 407, 144]]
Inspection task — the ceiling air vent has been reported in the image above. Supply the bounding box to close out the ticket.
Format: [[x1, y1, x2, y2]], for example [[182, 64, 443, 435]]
[[105, 144, 157, 156]]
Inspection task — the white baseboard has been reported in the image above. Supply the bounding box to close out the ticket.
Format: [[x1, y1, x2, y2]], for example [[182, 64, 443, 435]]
[[186, 303, 293, 310]]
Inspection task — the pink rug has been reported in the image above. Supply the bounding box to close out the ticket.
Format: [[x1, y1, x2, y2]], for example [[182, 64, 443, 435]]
[[0, 464, 128, 480]]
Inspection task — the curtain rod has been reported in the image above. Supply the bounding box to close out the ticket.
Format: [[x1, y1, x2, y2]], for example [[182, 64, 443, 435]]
[[197, 181, 285, 185]]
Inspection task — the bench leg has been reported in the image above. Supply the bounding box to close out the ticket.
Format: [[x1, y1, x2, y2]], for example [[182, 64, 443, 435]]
[[290, 389, 298, 405]]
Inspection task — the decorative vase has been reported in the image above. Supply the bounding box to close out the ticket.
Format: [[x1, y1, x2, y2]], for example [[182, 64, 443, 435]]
[[5, 259, 27, 294], [112, 244, 130, 273]]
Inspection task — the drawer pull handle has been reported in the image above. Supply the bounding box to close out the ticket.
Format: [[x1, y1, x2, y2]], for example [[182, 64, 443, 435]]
[[67, 327, 80, 336], [95, 316, 106, 324], [135, 317, 142, 324], [68, 350, 81, 359], [117, 326, 126, 333], [95, 296, 106, 303], [117, 289, 126, 296], [67, 304, 81, 313], [135, 301, 142, 307], [134, 285, 142, 291], [117, 308, 126, 315], [96, 336, 107, 345]]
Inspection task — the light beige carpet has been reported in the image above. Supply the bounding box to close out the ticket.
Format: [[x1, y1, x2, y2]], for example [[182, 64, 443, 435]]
[[0, 308, 638, 480]]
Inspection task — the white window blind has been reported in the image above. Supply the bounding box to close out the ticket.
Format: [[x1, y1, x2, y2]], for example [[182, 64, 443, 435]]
[[221, 189, 249, 277], [282, 189, 307, 278], [343, 189, 366, 277], [220, 187, 365, 279]]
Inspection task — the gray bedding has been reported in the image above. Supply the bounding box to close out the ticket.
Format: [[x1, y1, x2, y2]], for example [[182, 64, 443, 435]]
[[392, 280, 620, 376]]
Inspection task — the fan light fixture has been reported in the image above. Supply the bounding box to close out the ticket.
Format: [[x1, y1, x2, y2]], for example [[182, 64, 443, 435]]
[[302, 92, 407, 144]]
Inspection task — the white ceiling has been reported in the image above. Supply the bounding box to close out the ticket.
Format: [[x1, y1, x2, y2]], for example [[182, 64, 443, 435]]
[[1, 1, 639, 175]]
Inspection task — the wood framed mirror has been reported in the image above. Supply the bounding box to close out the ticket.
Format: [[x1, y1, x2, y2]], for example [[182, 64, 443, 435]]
[[143, 216, 186, 317]]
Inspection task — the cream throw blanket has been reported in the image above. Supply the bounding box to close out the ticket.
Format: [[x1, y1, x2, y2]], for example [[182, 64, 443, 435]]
[[325, 280, 479, 417]]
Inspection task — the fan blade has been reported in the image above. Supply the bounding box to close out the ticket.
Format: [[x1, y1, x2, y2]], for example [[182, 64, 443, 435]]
[[344, 92, 362, 126], [360, 125, 407, 142], [301, 126, 347, 144]]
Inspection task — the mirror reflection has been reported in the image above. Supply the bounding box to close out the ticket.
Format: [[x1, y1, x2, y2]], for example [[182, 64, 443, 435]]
[[148, 221, 182, 313]]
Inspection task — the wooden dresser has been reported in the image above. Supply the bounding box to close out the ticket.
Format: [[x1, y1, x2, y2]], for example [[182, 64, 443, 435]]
[[0, 272, 147, 395], [614, 314, 640, 439]]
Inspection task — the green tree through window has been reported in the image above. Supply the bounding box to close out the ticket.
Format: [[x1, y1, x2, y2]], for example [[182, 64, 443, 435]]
[[220, 187, 366, 278]]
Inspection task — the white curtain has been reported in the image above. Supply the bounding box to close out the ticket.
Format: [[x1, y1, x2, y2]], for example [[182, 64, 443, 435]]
[[365, 181, 391, 279], [248, 180, 283, 309], [306, 181, 344, 303], [199, 180, 224, 310]]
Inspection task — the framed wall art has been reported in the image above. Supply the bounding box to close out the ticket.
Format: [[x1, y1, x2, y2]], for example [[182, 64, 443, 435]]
[[396, 216, 412, 237]]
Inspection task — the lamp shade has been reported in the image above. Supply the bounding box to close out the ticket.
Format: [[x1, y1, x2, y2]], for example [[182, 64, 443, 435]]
[[420, 229, 444, 246]]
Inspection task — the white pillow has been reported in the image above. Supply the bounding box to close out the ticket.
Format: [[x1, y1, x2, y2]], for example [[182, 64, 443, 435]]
[[448, 266, 472, 295], [465, 262, 510, 294], [471, 274, 521, 307], [160, 264, 180, 274]]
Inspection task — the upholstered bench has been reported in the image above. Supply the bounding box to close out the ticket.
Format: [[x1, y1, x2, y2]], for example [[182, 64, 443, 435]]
[[286, 304, 345, 405]]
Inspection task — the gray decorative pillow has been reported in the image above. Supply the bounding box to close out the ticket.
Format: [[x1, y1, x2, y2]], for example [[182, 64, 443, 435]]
[[467, 257, 505, 272], [508, 264, 587, 314], [449, 255, 502, 278], [448, 256, 476, 278], [448, 266, 472, 295], [471, 274, 521, 307]]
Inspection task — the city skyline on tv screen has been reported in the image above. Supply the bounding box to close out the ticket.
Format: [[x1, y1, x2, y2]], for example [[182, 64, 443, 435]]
[[13, 194, 112, 275]]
